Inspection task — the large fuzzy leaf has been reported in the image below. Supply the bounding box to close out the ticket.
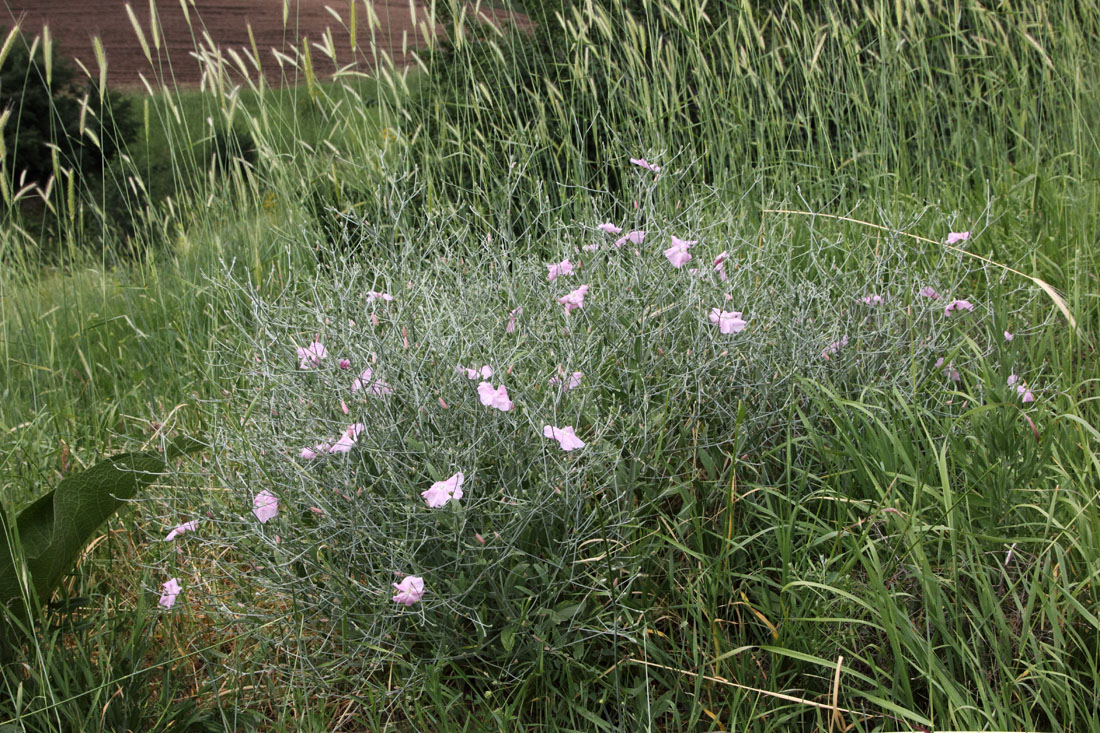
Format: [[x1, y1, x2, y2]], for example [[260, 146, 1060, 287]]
[[0, 438, 202, 607]]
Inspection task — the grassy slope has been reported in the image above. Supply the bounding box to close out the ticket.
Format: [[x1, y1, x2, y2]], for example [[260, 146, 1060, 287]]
[[1, 0, 1099, 729]]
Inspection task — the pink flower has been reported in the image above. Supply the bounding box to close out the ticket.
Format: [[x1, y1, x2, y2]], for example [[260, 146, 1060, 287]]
[[300, 443, 331, 460], [664, 236, 696, 268], [1004, 330, 1014, 342], [253, 490, 279, 523], [822, 335, 849, 357], [708, 308, 747, 334], [547, 259, 574, 281], [366, 291, 394, 302], [1007, 374, 1019, 386], [944, 299, 975, 316], [477, 382, 514, 411], [630, 157, 661, 173], [713, 251, 730, 281], [597, 222, 623, 234], [543, 425, 586, 451], [859, 294, 884, 306], [918, 286, 940, 299], [337, 358, 352, 370], [1017, 385, 1036, 403], [297, 341, 327, 370], [421, 472, 465, 508], [582, 243, 600, 252], [458, 364, 493, 380], [159, 577, 182, 609], [946, 231, 971, 245], [164, 520, 199, 542], [392, 575, 425, 606], [506, 306, 522, 334], [614, 231, 645, 248], [550, 371, 583, 390], [352, 368, 392, 396], [558, 285, 589, 314], [935, 358, 960, 382], [329, 423, 364, 454]]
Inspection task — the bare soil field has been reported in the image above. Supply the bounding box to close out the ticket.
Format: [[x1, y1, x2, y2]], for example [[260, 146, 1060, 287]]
[[3, 1, 528, 89]]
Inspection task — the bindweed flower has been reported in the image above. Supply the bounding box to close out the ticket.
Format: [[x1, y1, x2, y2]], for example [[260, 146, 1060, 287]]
[[1004, 330, 1014, 342], [1007, 374, 1019, 386], [366, 291, 394, 302], [506, 306, 522, 333], [159, 577, 182, 609], [297, 341, 327, 370], [935, 357, 960, 382], [1017, 385, 1036, 403], [614, 231, 645, 248], [392, 575, 425, 606], [253, 490, 279, 523], [337, 358, 352, 370], [630, 157, 661, 173], [597, 222, 623, 234], [477, 382, 514, 411], [946, 231, 971, 245], [550, 371, 583, 390], [919, 286, 941, 300], [547, 259, 575, 281], [543, 425, 586, 451], [164, 519, 199, 542], [859, 294, 884, 306], [352, 368, 392, 396], [421, 472, 465, 508], [713, 251, 730, 281], [582, 243, 600, 253], [329, 423, 364, 454], [664, 236, 696, 268], [558, 285, 589, 314], [709, 308, 747, 334], [944, 299, 975, 316]]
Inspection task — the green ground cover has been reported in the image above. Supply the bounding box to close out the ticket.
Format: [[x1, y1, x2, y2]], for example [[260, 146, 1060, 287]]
[[2, 0, 1099, 729]]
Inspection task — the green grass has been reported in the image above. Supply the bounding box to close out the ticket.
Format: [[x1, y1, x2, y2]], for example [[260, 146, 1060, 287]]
[[2, 0, 1099, 729]]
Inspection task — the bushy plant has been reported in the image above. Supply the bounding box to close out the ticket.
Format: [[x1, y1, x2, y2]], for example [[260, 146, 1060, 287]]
[[147, 160, 1045, 710]]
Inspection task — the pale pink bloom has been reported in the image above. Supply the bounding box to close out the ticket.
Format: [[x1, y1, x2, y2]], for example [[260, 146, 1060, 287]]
[[550, 371, 583, 390], [1004, 330, 1014, 342], [822, 335, 849, 357], [614, 230, 645, 248], [459, 364, 493, 380], [547, 259, 574, 281], [582, 243, 600, 252], [366, 291, 394, 302], [159, 577, 182, 609], [474, 532, 485, 545], [918, 286, 940, 299], [935, 358, 960, 382], [164, 520, 199, 542], [297, 341, 327, 370], [1017, 385, 1036, 403], [352, 368, 392, 396], [597, 222, 622, 234], [392, 575, 425, 606], [1007, 374, 1019, 386], [558, 285, 589, 314], [253, 490, 279, 523], [664, 237, 695, 268], [329, 423, 364, 454], [543, 425, 586, 451], [859, 294, 884, 306], [708, 308, 747, 334], [421, 472, 465, 508], [630, 157, 661, 173], [506, 306, 522, 333], [713, 251, 730, 281], [300, 443, 330, 460], [337, 358, 352, 370], [944, 299, 975, 315], [946, 231, 971, 245], [477, 382, 514, 411]]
